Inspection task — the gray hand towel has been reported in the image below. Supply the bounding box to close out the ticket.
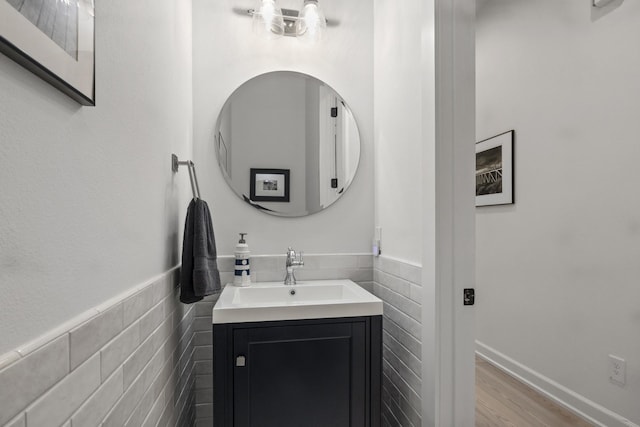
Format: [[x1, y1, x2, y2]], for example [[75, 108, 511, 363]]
[[180, 199, 221, 304]]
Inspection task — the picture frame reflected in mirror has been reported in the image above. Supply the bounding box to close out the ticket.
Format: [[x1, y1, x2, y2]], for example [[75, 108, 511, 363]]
[[250, 168, 290, 202]]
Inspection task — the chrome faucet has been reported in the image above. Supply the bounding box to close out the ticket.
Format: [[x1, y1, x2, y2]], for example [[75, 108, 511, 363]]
[[284, 247, 304, 285]]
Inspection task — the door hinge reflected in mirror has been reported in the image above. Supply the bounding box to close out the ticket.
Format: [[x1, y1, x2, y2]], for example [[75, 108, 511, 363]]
[[463, 289, 475, 306], [331, 107, 338, 117]]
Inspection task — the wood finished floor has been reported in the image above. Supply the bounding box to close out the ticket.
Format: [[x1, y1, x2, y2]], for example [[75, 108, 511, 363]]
[[476, 357, 593, 427]]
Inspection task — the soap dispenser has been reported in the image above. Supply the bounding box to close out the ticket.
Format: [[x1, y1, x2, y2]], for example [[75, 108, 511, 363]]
[[234, 233, 251, 286]]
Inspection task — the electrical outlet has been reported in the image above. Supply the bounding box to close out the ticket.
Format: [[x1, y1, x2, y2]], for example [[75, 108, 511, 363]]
[[608, 355, 626, 386], [372, 227, 382, 256]]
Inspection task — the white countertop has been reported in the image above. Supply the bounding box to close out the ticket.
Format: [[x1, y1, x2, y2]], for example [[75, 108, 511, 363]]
[[212, 279, 383, 324]]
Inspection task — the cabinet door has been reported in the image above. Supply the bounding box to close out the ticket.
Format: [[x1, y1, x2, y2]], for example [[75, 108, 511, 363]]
[[233, 321, 366, 427]]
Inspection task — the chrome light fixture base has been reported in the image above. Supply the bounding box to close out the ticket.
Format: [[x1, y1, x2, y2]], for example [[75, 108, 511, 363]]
[[248, 7, 300, 37], [281, 8, 300, 37], [247, 0, 328, 40]]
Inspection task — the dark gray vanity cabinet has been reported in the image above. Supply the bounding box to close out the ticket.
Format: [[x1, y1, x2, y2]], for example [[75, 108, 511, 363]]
[[213, 316, 382, 427]]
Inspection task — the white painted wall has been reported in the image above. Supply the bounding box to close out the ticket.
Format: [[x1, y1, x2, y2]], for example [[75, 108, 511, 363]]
[[373, 0, 423, 265], [0, 0, 193, 355], [476, 0, 640, 424], [192, 0, 373, 256]]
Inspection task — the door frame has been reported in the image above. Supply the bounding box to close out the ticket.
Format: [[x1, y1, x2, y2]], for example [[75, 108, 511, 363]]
[[421, 0, 476, 425]]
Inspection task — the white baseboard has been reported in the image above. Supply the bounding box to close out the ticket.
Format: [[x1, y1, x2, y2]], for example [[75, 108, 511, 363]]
[[476, 341, 638, 427]]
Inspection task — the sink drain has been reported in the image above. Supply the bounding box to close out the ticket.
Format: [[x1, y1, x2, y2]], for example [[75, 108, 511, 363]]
[[290, 289, 296, 296]]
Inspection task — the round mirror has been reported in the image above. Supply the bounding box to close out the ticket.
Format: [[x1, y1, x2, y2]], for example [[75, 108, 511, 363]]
[[215, 71, 361, 217]]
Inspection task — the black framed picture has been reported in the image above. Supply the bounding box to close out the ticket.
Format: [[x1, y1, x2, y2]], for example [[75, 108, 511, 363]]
[[475, 130, 514, 207], [250, 168, 290, 202], [0, 0, 95, 105]]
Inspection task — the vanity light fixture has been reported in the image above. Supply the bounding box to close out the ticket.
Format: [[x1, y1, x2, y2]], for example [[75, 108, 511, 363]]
[[252, 0, 285, 38], [248, 0, 327, 41], [296, 0, 326, 42]]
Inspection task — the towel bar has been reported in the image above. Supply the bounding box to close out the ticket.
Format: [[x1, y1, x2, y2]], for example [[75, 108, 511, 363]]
[[172, 154, 201, 199]]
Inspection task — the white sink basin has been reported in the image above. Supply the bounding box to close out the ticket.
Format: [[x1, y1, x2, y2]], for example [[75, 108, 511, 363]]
[[212, 279, 383, 324]]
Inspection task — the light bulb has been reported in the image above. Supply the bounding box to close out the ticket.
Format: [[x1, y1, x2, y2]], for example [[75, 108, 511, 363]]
[[295, 0, 326, 43], [252, 0, 285, 38]]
